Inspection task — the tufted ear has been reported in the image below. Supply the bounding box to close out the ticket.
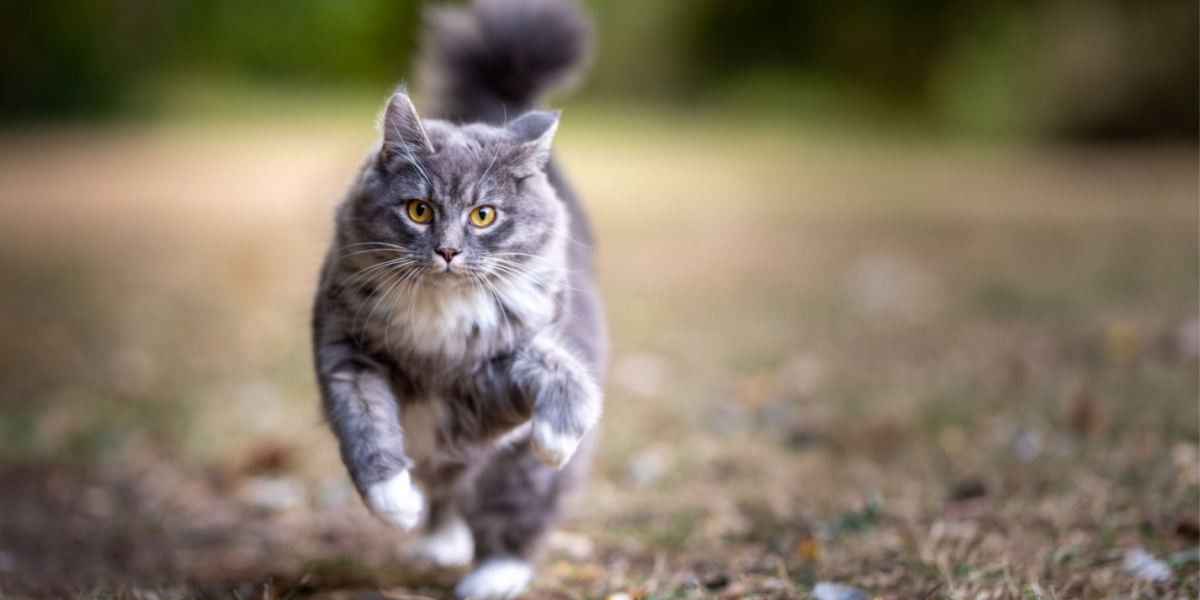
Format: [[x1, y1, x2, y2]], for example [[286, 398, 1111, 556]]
[[379, 86, 434, 160], [506, 110, 560, 167]]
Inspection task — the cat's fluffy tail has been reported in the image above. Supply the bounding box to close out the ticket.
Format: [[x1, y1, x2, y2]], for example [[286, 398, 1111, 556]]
[[418, 0, 591, 124]]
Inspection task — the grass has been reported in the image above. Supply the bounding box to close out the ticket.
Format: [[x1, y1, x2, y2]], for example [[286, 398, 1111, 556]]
[[0, 105, 1195, 599]]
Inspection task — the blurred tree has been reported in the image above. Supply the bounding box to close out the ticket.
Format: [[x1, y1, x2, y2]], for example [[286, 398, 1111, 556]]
[[164, 0, 418, 83], [0, 0, 166, 116], [676, 0, 969, 107], [0, 0, 1194, 139], [1028, 0, 1198, 139], [670, 0, 1197, 138], [0, 0, 418, 120]]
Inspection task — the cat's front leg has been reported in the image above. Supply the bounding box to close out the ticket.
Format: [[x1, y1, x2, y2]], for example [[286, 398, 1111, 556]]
[[512, 334, 603, 468], [314, 316, 424, 530]]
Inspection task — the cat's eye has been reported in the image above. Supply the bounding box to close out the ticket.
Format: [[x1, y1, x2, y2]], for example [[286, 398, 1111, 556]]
[[406, 200, 433, 224], [469, 205, 497, 227]]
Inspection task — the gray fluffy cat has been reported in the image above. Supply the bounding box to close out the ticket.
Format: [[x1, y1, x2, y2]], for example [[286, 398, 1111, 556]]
[[311, 0, 604, 597]]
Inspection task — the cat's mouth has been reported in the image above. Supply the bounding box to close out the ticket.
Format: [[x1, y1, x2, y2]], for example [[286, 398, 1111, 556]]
[[424, 262, 474, 287], [432, 261, 468, 276]]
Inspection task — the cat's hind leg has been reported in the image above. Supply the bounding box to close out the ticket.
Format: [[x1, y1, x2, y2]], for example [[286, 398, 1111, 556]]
[[405, 466, 476, 568], [454, 444, 579, 599], [406, 496, 475, 568]]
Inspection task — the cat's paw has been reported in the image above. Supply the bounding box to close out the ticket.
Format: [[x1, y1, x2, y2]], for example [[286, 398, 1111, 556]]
[[454, 558, 533, 599], [406, 514, 474, 567], [530, 420, 581, 468], [365, 470, 424, 531]]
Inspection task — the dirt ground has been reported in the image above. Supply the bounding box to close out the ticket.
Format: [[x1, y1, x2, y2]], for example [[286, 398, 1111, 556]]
[[0, 109, 1196, 599]]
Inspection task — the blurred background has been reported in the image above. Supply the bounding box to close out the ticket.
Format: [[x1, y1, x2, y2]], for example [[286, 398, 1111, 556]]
[[0, 1, 1196, 598]]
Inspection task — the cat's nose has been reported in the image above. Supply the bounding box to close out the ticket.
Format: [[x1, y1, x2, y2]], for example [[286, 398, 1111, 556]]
[[436, 247, 461, 264]]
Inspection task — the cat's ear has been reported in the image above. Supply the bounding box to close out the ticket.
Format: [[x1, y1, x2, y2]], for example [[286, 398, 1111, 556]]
[[379, 86, 434, 160], [507, 110, 560, 168]]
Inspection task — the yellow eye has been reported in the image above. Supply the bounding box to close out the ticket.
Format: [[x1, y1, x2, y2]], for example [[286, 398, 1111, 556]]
[[470, 205, 497, 227], [406, 200, 433, 223]]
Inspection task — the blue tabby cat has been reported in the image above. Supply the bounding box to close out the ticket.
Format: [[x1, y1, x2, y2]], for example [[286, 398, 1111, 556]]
[[311, 0, 604, 597]]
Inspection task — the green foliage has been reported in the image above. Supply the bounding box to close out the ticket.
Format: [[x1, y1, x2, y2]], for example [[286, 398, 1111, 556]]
[[0, 0, 419, 119], [1, 0, 1195, 137]]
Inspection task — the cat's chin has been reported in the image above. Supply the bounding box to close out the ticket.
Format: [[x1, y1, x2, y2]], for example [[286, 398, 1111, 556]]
[[423, 269, 473, 288]]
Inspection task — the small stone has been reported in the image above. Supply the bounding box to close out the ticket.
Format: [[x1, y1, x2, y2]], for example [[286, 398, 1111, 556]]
[[1123, 547, 1171, 582], [240, 476, 305, 512], [626, 448, 669, 487], [812, 581, 870, 600], [1012, 429, 1043, 463]]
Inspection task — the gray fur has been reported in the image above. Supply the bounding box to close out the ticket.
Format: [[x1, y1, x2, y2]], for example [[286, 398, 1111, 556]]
[[311, 0, 604, 583], [418, 0, 591, 124]]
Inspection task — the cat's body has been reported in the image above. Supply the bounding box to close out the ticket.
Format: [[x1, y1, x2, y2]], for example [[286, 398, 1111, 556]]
[[311, 1, 603, 597]]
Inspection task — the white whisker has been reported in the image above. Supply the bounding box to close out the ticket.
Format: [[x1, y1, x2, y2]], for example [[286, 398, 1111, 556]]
[[353, 268, 408, 340], [337, 258, 419, 298]]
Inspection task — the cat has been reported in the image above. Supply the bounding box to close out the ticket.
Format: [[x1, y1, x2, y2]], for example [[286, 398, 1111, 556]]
[[310, 0, 604, 598]]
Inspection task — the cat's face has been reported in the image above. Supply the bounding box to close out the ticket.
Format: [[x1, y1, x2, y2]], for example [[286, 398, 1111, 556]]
[[348, 90, 566, 290]]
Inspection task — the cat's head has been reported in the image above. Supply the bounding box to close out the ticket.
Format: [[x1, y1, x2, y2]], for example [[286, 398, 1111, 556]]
[[344, 87, 567, 289]]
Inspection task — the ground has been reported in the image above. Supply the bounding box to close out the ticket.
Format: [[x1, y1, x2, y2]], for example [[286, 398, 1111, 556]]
[[0, 107, 1196, 599]]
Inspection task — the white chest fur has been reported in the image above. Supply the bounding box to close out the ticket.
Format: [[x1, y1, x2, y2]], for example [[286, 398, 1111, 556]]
[[389, 284, 501, 358], [382, 273, 556, 361]]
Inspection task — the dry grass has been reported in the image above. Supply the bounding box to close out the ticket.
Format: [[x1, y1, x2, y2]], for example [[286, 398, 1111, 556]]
[[0, 109, 1195, 599]]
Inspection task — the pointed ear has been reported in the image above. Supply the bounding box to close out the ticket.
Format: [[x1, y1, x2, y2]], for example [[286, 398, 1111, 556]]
[[379, 86, 434, 159], [507, 110, 560, 167]]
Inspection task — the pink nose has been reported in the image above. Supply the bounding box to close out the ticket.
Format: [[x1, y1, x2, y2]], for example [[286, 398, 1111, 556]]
[[437, 247, 461, 263]]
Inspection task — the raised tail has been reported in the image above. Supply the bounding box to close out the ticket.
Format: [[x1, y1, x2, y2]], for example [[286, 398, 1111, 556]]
[[417, 0, 591, 125]]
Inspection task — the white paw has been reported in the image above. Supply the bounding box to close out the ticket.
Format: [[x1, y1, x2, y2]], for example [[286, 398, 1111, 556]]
[[530, 420, 580, 468], [365, 471, 424, 531], [454, 558, 533, 599], [408, 515, 474, 567]]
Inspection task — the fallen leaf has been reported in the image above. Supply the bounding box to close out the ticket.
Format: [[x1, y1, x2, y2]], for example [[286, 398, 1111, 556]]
[[550, 560, 607, 583], [1064, 387, 1104, 437], [794, 537, 819, 563]]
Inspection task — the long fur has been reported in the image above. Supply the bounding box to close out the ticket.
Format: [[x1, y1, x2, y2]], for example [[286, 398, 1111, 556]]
[[418, 0, 592, 124]]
